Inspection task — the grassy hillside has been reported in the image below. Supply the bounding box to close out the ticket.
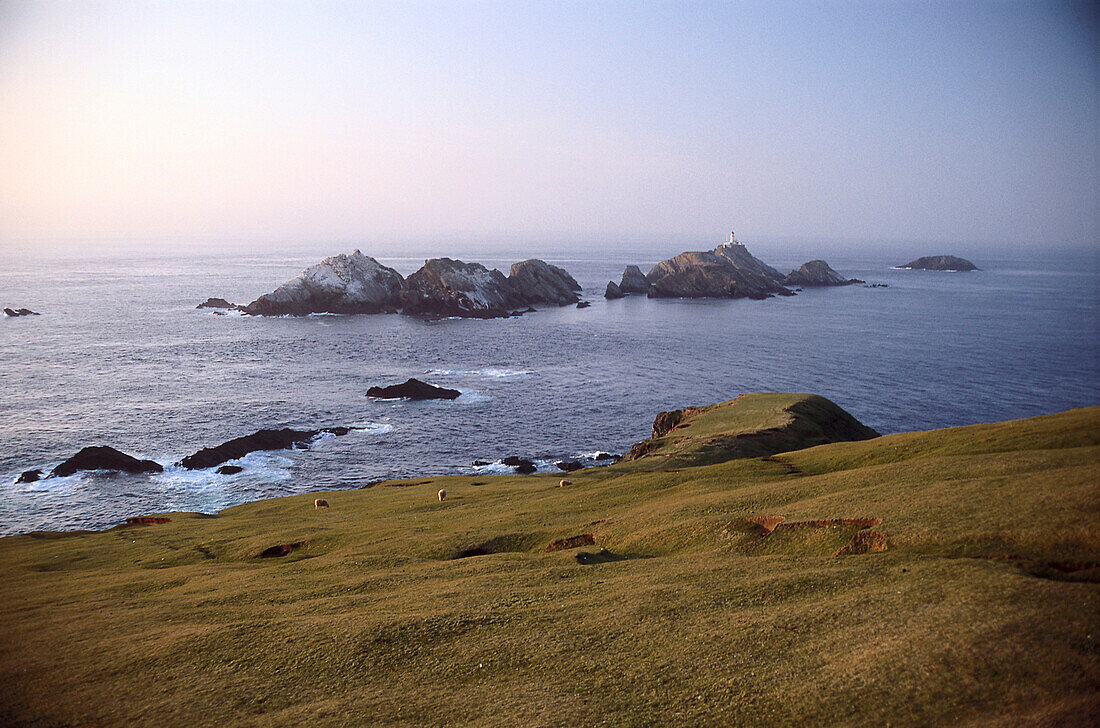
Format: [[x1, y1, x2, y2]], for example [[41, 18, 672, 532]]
[[0, 394, 1097, 727]]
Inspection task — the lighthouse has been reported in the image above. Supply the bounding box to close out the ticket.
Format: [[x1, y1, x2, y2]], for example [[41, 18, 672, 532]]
[[726, 230, 743, 246]]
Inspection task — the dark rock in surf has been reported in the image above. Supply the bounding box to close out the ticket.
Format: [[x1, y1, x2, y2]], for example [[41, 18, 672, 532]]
[[366, 378, 461, 400], [16, 469, 42, 484], [604, 281, 624, 299], [178, 427, 351, 470], [899, 255, 979, 271], [576, 301, 591, 309], [215, 465, 244, 475], [51, 446, 164, 478], [556, 460, 584, 472], [4, 308, 40, 317], [501, 456, 537, 473], [197, 298, 236, 309], [783, 260, 862, 287]]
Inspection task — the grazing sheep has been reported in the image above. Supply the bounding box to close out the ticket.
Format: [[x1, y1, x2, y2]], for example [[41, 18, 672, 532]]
[[438, 488, 447, 501], [559, 479, 573, 488], [314, 498, 330, 509]]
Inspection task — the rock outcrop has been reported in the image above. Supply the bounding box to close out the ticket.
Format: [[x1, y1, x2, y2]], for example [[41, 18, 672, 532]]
[[15, 469, 42, 484], [604, 281, 624, 299], [51, 446, 164, 478], [178, 427, 352, 470], [783, 260, 862, 287], [243, 250, 404, 316], [647, 244, 793, 300], [618, 265, 651, 295], [507, 259, 581, 306], [399, 258, 521, 318], [899, 255, 979, 271], [4, 308, 39, 317], [197, 298, 236, 309], [365, 378, 461, 400]]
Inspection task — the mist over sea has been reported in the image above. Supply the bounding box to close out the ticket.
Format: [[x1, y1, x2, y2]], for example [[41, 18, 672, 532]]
[[1, 242, 1097, 535]]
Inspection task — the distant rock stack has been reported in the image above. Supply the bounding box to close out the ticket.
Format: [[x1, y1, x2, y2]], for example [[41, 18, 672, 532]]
[[646, 242, 793, 300], [399, 258, 523, 318], [604, 281, 624, 299], [618, 265, 651, 295], [783, 260, 862, 287], [899, 255, 979, 271], [507, 259, 581, 306], [243, 250, 404, 316]]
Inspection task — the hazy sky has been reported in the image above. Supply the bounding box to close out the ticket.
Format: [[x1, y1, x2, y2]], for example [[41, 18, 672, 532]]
[[1, 0, 1096, 252]]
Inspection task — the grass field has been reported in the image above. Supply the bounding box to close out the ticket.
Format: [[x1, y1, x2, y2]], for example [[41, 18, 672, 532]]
[[1, 393, 1097, 727]]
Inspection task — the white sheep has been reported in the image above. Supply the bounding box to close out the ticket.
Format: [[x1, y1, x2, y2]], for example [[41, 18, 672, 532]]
[[438, 488, 447, 501], [314, 498, 330, 509], [559, 479, 573, 488]]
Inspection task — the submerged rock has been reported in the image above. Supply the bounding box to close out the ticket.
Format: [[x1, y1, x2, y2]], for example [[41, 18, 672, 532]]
[[576, 301, 591, 309], [501, 456, 537, 473], [51, 446, 164, 478], [647, 243, 793, 300], [366, 378, 461, 400], [783, 260, 862, 287], [196, 298, 236, 309], [604, 281, 624, 299], [215, 465, 244, 475], [244, 250, 405, 316], [899, 255, 979, 271], [507, 259, 581, 306], [178, 427, 351, 470], [16, 469, 42, 484], [400, 258, 521, 318], [3, 308, 40, 317], [619, 265, 651, 295]]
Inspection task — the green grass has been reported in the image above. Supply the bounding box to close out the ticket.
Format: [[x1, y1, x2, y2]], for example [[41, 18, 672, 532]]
[[0, 394, 1097, 727]]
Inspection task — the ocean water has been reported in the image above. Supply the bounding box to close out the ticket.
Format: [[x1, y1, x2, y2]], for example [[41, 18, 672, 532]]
[[1, 244, 1097, 535]]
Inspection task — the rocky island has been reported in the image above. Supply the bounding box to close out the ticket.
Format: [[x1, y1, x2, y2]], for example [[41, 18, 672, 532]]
[[227, 252, 581, 318], [605, 233, 860, 300], [898, 255, 979, 271]]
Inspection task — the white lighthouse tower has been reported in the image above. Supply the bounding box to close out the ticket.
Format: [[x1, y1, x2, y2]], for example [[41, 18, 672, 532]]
[[726, 230, 743, 246]]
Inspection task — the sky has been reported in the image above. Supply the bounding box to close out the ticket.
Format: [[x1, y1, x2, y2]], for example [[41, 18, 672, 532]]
[[0, 0, 1096, 254]]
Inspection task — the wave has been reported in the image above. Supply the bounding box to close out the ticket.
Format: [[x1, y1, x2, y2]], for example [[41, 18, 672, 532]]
[[425, 368, 533, 379], [350, 422, 395, 434]]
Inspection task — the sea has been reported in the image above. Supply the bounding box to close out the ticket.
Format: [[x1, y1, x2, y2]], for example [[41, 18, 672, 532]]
[[1, 242, 1097, 536]]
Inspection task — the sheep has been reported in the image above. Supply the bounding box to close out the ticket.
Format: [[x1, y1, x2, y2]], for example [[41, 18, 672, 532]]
[[559, 479, 573, 488], [314, 498, 330, 509], [438, 488, 447, 501]]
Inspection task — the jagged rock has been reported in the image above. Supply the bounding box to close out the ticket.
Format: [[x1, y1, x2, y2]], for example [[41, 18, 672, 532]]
[[514, 461, 537, 474], [783, 260, 861, 287], [556, 460, 584, 472], [244, 250, 404, 316], [647, 243, 793, 300], [604, 281, 624, 299], [215, 465, 244, 475], [619, 265, 651, 294], [899, 255, 979, 271], [576, 301, 591, 309], [400, 258, 521, 318], [16, 469, 42, 484], [366, 378, 461, 400], [178, 427, 351, 469], [501, 456, 537, 473], [4, 308, 39, 317], [712, 243, 786, 282], [51, 447, 164, 478], [594, 452, 615, 461], [196, 298, 236, 309], [507, 259, 581, 306]]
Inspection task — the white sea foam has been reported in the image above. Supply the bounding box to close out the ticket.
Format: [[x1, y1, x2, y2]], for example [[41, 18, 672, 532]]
[[425, 367, 533, 379], [351, 422, 395, 434]]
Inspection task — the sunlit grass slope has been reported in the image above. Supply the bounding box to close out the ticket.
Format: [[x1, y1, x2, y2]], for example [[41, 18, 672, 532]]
[[0, 394, 1097, 727]]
